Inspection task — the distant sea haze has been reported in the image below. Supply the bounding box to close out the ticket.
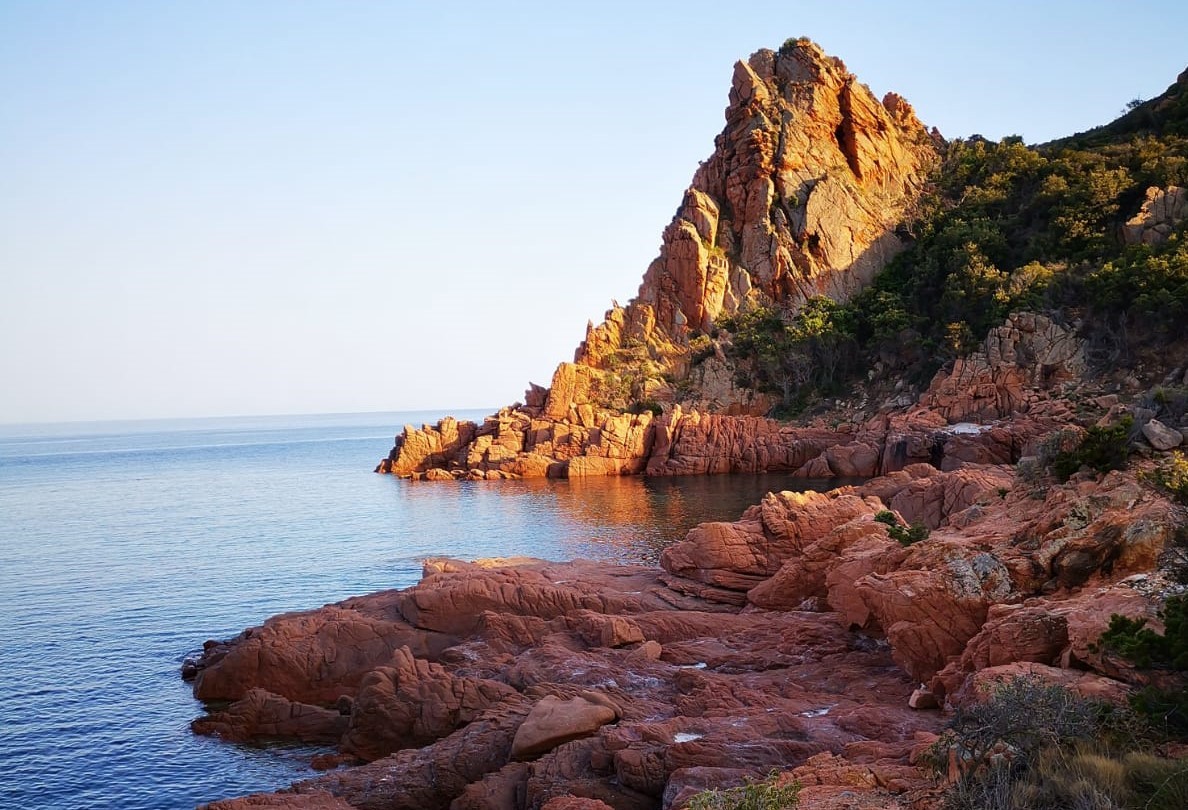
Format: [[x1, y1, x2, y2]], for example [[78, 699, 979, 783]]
[[0, 411, 839, 809]]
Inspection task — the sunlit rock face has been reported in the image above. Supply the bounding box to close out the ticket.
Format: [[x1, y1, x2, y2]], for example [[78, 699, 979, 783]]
[[575, 39, 939, 385], [379, 39, 941, 478]]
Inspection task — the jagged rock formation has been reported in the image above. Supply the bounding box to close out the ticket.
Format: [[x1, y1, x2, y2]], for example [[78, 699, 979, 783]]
[[378, 311, 1084, 481], [918, 312, 1086, 422], [1123, 185, 1187, 245], [576, 39, 938, 380], [378, 38, 940, 478]]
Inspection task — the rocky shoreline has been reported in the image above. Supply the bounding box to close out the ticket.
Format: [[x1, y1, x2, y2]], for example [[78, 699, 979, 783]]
[[183, 39, 1188, 809], [186, 446, 1183, 809]]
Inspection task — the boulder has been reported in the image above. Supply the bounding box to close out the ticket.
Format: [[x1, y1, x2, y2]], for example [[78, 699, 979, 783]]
[[511, 695, 619, 760], [1123, 185, 1187, 245], [1142, 417, 1184, 450]]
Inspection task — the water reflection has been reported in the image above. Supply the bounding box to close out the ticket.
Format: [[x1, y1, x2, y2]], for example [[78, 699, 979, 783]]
[[396, 474, 851, 566]]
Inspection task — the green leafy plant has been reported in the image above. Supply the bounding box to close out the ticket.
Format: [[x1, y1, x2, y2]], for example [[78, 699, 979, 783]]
[[874, 509, 930, 545], [1130, 685, 1188, 740], [689, 333, 715, 364], [1049, 416, 1134, 481], [1096, 595, 1188, 670], [717, 299, 858, 416], [627, 399, 663, 417], [686, 770, 800, 810]]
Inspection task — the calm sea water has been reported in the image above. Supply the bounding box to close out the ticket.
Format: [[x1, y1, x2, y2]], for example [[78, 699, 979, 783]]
[[0, 411, 836, 809]]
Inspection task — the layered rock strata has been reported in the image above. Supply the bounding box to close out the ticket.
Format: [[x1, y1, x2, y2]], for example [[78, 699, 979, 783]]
[[190, 463, 1183, 809], [379, 38, 942, 479]]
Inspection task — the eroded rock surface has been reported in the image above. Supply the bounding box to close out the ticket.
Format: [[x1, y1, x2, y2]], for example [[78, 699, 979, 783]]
[[190, 461, 1182, 809], [1123, 185, 1187, 245]]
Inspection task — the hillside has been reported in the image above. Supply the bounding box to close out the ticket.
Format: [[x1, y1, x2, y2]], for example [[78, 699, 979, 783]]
[[194, 41, 1188, 810]]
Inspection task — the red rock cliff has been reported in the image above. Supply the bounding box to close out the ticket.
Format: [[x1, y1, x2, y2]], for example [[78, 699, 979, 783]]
[[576, 39, 938, 386], [379, 40, 940, 479]]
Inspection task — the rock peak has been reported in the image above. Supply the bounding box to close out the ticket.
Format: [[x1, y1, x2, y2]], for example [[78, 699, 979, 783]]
[[378, 40, 942, 478], [570, 39, 938, 412]]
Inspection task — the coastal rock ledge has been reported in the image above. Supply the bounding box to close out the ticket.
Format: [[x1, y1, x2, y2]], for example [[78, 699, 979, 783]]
[[188, 463, 1182, 809], [377, 310, 1087, 483]]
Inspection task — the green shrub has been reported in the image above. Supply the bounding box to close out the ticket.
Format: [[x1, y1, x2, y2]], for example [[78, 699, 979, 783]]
[[777, 36, 814, 56], [1130, 686, 1188, 740], [716, 299, 857, 413], [874, 509, 930, 545], [627, 399, 664, 417], [686, 770, 800, 810], [1050, 416, 1134, 481], [689, 333, 715, 364], [928, 676, 1176, 810], [1096, 594, 1188, 670]]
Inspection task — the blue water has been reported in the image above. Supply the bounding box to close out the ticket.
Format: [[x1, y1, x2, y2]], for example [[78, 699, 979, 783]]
[[0, 411, 835, 809]]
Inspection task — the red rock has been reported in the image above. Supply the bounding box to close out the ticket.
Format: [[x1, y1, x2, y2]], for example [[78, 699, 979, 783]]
[[286, 698, 533, 810], [659, 490, 883, 602], [856, 564, 996, 682], [747, 515, 891, 611], [191, 688, 347, 743], [199, 793, 356, 810], [511, 695, 620, 760], [397, 563, 652, 636], [192, 604, 457, 704], [662, 767, 763, 809], [908, 687, 939, 710], [956, 662, 1132, 707], [341, 646, 518, 761], [930, 603, 1069, 700], [881, 465, 1014, 529], [918, 313, 1086, 422], [449, 762, 531, 810], [540, 798, 617, 810]]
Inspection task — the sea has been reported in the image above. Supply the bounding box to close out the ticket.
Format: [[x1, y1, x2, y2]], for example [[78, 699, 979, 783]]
[[0, 410, 839, 809]]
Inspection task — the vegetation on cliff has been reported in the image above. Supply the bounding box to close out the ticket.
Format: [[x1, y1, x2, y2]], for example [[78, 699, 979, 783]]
[[714, 68, 1188, 415], [687, 770, 800, 810], [932, 677, 1188, 810]]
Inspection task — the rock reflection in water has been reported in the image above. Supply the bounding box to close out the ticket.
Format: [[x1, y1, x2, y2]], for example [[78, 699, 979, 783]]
[[526, 473, 852, 564]]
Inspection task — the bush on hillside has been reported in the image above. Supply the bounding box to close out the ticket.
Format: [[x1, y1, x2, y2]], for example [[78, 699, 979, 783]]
[[1096, 595, 1188, 671], [1146, 451, 1188, 505], [1048, 417, 1134, 481], [927, 676, 1188, 810], [686, 770, 800, 810], [717, 298, 857, 415], [874, 509, 930, 545]]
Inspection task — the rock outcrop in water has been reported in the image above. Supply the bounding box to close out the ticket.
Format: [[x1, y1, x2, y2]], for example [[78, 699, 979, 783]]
[[377, 311, 1084, 481], [189, 461, 1183, 809], [377, 38, 939, 480]]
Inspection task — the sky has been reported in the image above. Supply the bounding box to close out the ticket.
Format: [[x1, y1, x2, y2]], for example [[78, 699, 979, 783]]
[[2, 1, 1187, 424]]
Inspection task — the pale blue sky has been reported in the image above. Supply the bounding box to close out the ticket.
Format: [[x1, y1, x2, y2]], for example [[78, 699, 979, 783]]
[[2, 1, 1186, 423]]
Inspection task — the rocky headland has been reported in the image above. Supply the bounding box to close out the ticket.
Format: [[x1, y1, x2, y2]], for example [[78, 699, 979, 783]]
[[187, 457, 1185, 809], [191, 40, 1188, 810]]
